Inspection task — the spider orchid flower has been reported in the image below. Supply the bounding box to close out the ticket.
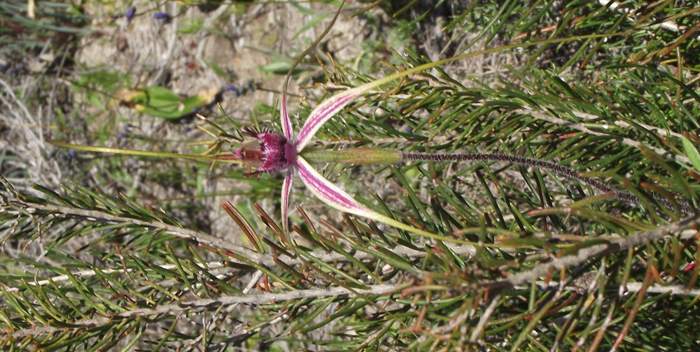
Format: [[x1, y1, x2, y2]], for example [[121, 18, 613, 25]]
[[234, 90, 437, 238]]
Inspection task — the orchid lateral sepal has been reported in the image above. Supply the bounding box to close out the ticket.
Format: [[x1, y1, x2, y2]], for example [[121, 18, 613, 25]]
[[294, 156, 476, 246]]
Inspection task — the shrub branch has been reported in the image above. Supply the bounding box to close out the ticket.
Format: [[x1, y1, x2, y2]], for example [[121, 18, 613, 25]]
[[8, 283, 405, 338], [487, 214, 700, 292]]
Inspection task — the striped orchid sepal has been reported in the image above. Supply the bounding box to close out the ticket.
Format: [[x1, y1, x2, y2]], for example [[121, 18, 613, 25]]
[[295, 157, 451, 242]]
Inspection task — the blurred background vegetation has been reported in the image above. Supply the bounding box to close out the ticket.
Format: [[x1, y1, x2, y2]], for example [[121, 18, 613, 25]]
[[1, 0, 699, 350]]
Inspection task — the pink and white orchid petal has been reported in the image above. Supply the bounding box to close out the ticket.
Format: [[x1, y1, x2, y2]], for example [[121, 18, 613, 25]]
[[296, 156, 375, 217], [280, 95, 293, 140], [281, 171, 293, 234], [295, 89, 361, 152], [296, 157, 461, 242]]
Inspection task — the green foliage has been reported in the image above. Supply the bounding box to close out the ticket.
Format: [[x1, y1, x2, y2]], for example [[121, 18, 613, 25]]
[[682, 136, 700, 173], [259, 59, 302, 75], [2, 0, 700, 350], [73, 70, 129, 108]]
